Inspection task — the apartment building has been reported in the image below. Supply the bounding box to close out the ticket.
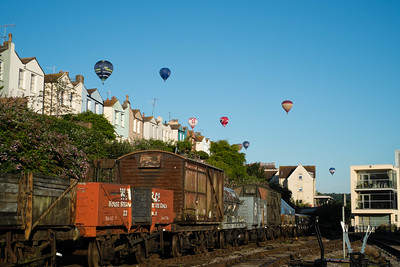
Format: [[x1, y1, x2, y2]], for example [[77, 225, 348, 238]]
[[350, 159, 400, 230]]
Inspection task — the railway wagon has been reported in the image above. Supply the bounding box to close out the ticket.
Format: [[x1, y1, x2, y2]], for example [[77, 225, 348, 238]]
[[0, 172, 77, 266], [92, 150, 225, 257], [233, 184, 282, 239]]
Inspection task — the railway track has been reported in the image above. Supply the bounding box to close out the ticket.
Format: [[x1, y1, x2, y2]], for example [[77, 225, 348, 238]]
[[133, 237, 346, 267]]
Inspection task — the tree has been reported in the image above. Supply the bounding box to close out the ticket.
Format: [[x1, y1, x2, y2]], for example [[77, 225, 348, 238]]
[[206, 140, 247, 186]]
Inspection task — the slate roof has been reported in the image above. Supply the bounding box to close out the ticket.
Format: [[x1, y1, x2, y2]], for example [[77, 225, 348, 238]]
[[278, 165, 316, 179]]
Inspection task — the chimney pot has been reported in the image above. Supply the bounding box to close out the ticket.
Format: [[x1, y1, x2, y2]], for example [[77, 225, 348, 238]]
[[8, 33, 12, 42], [76, 75, 84, 84]]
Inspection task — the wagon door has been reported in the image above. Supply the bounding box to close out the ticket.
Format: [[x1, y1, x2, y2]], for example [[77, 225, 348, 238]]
[[184, 163, 207, 221]]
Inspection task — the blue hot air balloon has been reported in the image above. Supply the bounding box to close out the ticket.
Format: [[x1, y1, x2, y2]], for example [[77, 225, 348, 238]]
[[159, 67, 171, 82], [329, 167, 336, 175], [243, 141, 250, 150], [94, 60, 113, 84]]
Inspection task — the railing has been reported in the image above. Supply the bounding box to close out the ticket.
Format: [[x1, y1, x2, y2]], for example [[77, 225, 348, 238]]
[[355, 201, 396, 210], [355, 180, 394, 189]]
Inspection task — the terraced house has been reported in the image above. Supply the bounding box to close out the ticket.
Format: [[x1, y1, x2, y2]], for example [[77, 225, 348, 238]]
[[0, 33, 44, 113]]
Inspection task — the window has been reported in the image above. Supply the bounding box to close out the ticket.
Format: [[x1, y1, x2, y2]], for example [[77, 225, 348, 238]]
[[18, 69, 25, 89], [95, 103, 99, 114], [115, 111, 119, 125], [0, 60, 3, 81], [133, 120, 137, 132], [69, 93, 73, 107], [121, 113, 124, 127], [137, 121, 140, 133], [299, 174, 303, 180], [299, 187, 303, 192], [60, 90, 64, 105], [87, 99, 91, 110], [30, 74, 36, 92]]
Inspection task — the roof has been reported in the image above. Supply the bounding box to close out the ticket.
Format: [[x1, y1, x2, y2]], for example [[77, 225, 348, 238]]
[[264, 170, 278, 180], [143, 116, 155, 122], [103, 96, 119, 107], [87, 89, 97, 95], [20, 57, 36, 64], [44, 72, 64, 83], [279, 165, 316, 179], [195, 135, 204, 142], [170, 124, 182, 130]]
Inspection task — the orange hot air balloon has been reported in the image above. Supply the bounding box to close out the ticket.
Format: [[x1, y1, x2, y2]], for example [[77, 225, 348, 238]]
[[220, 116, 229, 127], [282, 100, 293, 114]]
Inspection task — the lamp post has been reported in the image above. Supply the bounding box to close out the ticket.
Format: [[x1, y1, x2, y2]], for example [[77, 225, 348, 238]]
[[342, 193, 346, 258]]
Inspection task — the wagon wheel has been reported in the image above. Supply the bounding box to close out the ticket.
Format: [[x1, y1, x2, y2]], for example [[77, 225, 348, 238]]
[[88, 241, 100, 267], [171, 235, 181, 258], [218, 231, 226, 249], [134, 243, 146, 263]]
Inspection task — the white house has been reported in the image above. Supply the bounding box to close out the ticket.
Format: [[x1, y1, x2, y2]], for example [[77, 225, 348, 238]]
[[278, 165, 316, 206], [43, 71, 81, 116], [143, 116, 159, 140], [156, 116, 173, 142], [195, 133, 211, 155], [0, 33, 45, 113]]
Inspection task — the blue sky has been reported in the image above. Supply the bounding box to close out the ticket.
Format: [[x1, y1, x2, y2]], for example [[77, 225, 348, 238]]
[[3, 1, 400, 193]]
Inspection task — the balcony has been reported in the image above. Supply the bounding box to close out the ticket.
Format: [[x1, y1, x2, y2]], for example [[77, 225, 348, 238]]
[[355, 179, 394, 190], [356, 200, 396, 209]]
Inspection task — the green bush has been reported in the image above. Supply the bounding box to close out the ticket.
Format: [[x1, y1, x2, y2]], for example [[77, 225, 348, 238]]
[[0, 99, 89, 179]]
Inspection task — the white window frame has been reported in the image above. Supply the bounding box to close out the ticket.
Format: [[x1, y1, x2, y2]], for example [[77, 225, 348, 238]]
[[121, 112, 125, 127], [115, 111, 119, 125], [0, 60, 3, 81], [30, 74, 36, 92], [18, 69, 25, 89]]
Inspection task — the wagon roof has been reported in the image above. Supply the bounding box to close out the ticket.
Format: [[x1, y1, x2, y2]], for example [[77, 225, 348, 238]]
[[116, 150, 225, 172]]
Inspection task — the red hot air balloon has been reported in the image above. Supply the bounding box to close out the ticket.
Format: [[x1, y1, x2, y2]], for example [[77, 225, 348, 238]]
[[188, 117, 198, 129], [220, 116, 229, 127], [237, 144, 243, 151], [282, 100, 293, 114]]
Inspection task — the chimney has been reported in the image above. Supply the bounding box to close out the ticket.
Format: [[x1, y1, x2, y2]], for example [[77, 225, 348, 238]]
[[143, 112, 145, 117], [76, 75, 84, 84], [2, 33, 12, 47]]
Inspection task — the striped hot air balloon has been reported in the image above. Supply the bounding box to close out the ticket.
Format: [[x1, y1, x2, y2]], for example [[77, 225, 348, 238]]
[[281, 100, 293, 114]]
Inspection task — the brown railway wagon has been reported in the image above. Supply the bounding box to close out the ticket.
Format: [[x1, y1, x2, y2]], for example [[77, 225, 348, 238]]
[[92, 150, 225, 226], [0, 172, 77, 266]]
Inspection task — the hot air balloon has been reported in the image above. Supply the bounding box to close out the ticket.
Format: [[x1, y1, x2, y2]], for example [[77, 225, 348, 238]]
[[243, 141, 250, 150], [188, 117, 197, 129], [281, 100, 293, 114], [220, 116, 229, 127], [159, 67, 171, 82], [236, 144, 243, 152], [94, 60, 113, 84], [329, 167, 336, 175]]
